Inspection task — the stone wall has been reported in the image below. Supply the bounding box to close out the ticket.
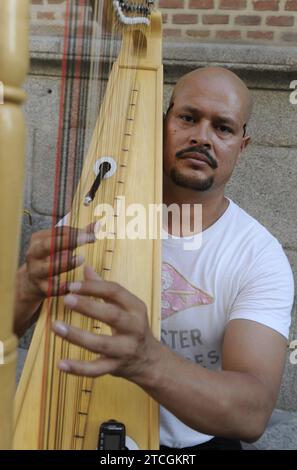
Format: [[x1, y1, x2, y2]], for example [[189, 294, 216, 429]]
[[19, 35, 297, 419]]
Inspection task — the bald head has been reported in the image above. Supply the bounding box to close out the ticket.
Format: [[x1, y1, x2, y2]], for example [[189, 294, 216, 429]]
[[170, 67, 253, 125]]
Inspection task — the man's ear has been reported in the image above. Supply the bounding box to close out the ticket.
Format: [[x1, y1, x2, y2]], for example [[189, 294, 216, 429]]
[[242, 135, 251, 150], [236, 135, 251, 165]]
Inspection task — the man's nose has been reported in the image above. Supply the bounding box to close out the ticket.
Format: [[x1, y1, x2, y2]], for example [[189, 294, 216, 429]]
[[189, 120, 212, 149]]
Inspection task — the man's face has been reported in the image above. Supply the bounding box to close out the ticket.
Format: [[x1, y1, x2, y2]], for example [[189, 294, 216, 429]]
[[163, 74, 250, 194]]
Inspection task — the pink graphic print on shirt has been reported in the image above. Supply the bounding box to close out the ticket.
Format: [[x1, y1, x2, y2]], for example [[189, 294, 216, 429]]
[[162, 262, 214, 320]]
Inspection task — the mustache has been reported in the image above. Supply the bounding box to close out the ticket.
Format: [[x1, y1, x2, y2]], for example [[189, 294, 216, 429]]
[[176, 146, 218, 169]]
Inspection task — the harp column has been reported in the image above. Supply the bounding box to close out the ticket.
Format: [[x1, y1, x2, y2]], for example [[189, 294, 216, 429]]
[[0, 0, 30, 449]]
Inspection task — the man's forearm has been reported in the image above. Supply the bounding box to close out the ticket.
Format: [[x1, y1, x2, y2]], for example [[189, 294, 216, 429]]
[[136, 341, 270, 443]]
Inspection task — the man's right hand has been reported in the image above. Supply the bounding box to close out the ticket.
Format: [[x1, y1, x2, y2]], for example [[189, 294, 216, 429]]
[[14, 224, 96, 337]]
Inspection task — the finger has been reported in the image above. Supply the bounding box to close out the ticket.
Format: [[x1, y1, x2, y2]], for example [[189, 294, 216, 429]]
[[55, 222, 97, 237], [28, 251, 85, 279], [84, 265, 102, 281], [84, 222, 97, 235], [28, 226, 96, 260], [29, 223, 96, 242], [68, 278, 144, 311], [63, 294, 132, 332], [38, 276, 70, 297], [58, 357, 118, 377], [52, 320, 130, 358]]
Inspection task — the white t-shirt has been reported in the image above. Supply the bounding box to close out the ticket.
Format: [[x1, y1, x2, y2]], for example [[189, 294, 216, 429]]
[[160, 198, 294, 448]]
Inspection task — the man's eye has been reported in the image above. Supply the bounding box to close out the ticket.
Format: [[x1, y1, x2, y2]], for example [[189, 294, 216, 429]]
[[179, 114, 194, 122], [180, 114, 194, 123], [217, 125, 233, 134]]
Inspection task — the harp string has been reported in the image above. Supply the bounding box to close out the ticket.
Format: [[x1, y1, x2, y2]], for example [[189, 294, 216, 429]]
[[38, 0, 96, 448], [71, 4, 143, 449], [58, 1, 87, 448], [39, 0, 151, 448], [61, 0, 102, 448], [61, 0, 95, 448], [68, 9, 144, 450], [38, 0, 72, 449]]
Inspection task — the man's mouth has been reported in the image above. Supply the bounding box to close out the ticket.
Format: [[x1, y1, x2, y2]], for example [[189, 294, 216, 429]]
[[182, 152, 210, 165], [175, 146, 218, 169]]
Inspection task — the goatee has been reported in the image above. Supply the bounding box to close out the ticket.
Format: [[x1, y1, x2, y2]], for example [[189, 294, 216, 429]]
[[170, 167, 214, 191]]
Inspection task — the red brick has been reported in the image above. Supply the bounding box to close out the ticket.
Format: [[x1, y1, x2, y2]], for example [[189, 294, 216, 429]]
[[189, 0, 214, 8], [186, 29, 211, 37], [216, 30, 241, 39], [202, 15, 229, 24], [159, 0, 184, 7], [266, 15, 294, 26], [163, 28, 182, 37], [285, 0, 297, 10], [37, 11, 56, 20], [219, 0, 246, 9], [30, 23, 61, 35], [253, 1, 279, 10], [172, 14, 198, 24], [281, 32, 297, 41], [235, 15, 261, 25], [247, 31, 274, 39]]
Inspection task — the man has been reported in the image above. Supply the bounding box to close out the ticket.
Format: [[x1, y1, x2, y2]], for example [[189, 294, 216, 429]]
[[14, 67, 294, 450]]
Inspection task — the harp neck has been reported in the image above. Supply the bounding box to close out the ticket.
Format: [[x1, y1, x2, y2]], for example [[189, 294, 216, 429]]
[[112, 0, 156, 26], [92, 0, 156, 32], [118, 11, 162, 68]]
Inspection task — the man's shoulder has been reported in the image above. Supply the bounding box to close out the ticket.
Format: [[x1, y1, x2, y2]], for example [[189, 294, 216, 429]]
[[226, 199, 292, 270], [229, 199, 280, 247]]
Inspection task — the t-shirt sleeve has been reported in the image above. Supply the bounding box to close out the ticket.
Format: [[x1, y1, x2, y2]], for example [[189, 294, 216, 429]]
[[56, 213, 71, 227], [228, 239, 294, 339]]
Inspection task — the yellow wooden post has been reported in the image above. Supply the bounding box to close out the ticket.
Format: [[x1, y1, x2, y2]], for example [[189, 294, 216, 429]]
[[0, 0, 30, 449]]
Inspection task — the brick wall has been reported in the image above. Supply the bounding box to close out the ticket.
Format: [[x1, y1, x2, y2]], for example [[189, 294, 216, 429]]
[[30, 0, 297, 44]]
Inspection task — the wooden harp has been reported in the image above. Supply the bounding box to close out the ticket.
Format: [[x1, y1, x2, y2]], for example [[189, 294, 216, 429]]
[[14, 0, 163, 450], [0, 0, 30, 450]]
